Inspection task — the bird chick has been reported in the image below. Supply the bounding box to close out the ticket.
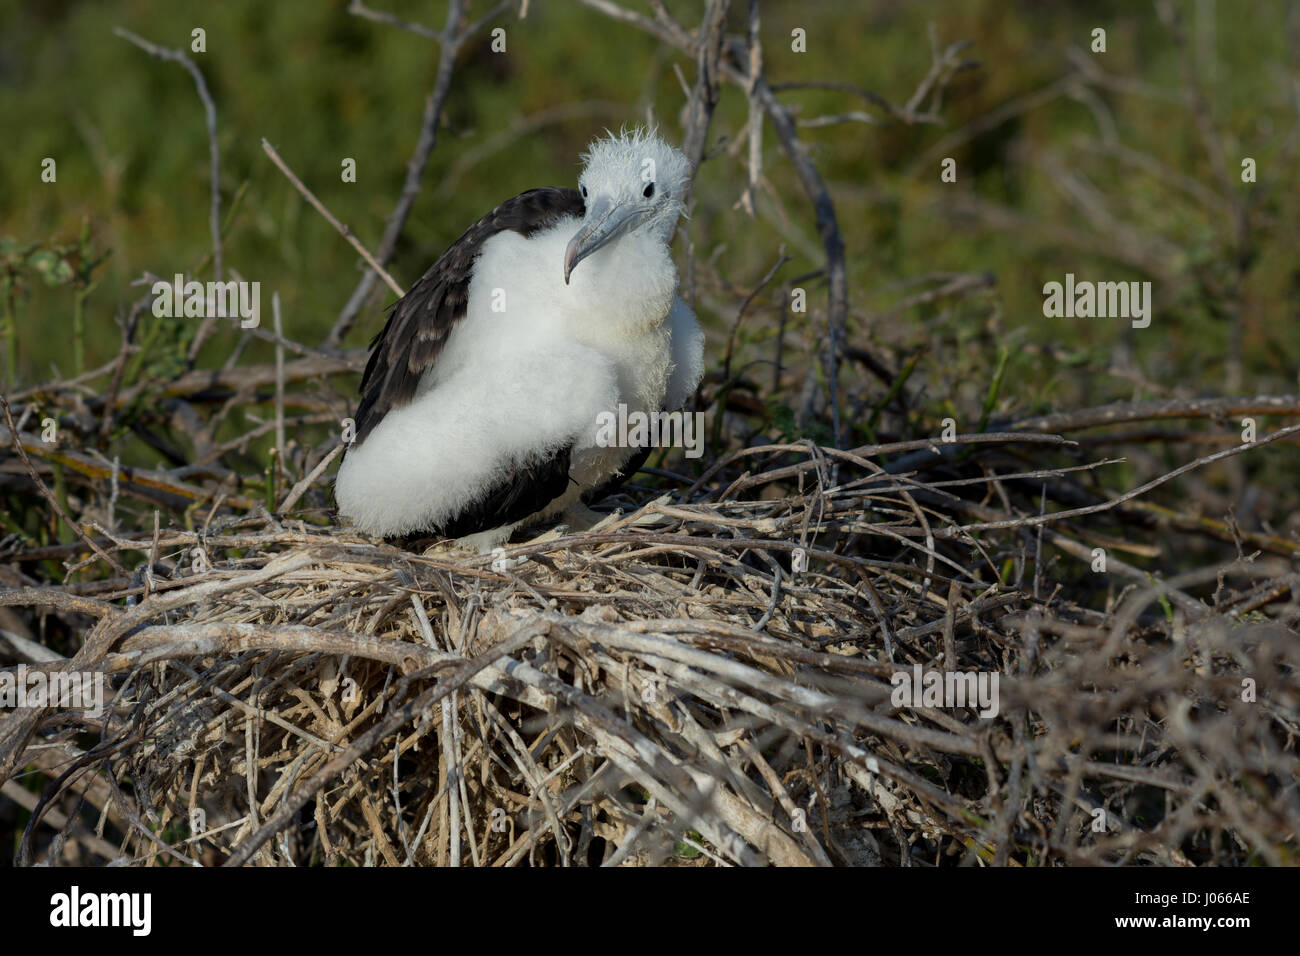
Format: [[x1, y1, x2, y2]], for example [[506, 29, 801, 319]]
[[335, 128, 704, 549]]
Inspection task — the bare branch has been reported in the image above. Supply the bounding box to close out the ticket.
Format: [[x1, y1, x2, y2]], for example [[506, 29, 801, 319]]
[[113, 28, 225, 362], [260, 138, 404, 299]]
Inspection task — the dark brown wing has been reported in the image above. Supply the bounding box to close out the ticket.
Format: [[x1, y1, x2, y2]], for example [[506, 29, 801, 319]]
[[352, 186, 585, 446], [437, 445, 576, 538]]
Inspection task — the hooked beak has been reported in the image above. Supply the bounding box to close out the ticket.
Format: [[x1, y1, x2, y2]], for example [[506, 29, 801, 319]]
[[563, 195, 641, 284]]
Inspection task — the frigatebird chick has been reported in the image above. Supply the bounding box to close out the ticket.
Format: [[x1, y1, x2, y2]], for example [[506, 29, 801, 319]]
[[335, 128, 704, 549]]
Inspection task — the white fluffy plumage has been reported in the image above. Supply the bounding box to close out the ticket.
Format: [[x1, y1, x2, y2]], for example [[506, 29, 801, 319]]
[[335, 129, 703, 544]]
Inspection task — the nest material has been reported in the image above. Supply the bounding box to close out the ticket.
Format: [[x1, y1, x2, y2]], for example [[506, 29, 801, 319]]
[[4, 447, 1298, 866]]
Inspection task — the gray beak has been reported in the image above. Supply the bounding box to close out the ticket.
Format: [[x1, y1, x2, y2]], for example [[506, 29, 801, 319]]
[[563, 195, 639, 284]]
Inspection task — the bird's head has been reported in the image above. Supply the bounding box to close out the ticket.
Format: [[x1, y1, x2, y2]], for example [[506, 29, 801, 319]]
[[564, 127, 691, 285]]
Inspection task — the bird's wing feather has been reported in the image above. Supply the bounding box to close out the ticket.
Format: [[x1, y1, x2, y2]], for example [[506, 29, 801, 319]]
[[352, 186, 585, 445], [437, 445, 574, 539]]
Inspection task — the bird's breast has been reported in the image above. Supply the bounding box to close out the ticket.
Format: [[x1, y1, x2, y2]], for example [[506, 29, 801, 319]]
[[447, 221, 679, 409], [569, 230, 678, 331]]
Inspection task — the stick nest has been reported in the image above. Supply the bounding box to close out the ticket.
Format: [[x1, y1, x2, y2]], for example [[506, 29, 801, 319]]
[[4, 439, 1298, 866]]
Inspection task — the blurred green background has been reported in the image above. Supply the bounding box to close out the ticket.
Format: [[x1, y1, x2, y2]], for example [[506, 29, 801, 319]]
[[1, 0, 1297, 421]]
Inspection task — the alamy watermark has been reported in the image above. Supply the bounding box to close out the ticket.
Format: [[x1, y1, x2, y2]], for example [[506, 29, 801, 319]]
[[595, 403, 704, 459], [890, 663, 1000, 718], [0, 664, 105, 718], [150, 273, 260, 328], [49, 886, 150, 936], [1042, 273, 1151, 328]]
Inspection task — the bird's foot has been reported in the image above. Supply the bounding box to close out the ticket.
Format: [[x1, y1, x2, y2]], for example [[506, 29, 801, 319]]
[[449, 524, 520, 555]]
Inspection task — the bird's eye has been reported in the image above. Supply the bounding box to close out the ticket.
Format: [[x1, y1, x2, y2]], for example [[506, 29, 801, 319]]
[[580, 185, 588, 198], [643, 182, 655, 198]]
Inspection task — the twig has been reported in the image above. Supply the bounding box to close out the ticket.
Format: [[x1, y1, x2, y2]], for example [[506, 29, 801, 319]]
[[272, 291, 286, 478], [260, 138, 403, 299], [328, 0, 510, 347], [277, 442, 344, 514], [112, 28, 224, 359], [1, 396, 125, 575], [941, 422, 1300, 538], [1010, 395, 1300, 434], [221, 622, 542, 866]]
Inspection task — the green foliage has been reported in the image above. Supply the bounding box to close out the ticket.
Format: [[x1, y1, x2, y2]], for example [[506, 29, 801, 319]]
[[0, 224, 107, 382], [2, 0, 1294, 398], [674, 829, 705, 860]]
